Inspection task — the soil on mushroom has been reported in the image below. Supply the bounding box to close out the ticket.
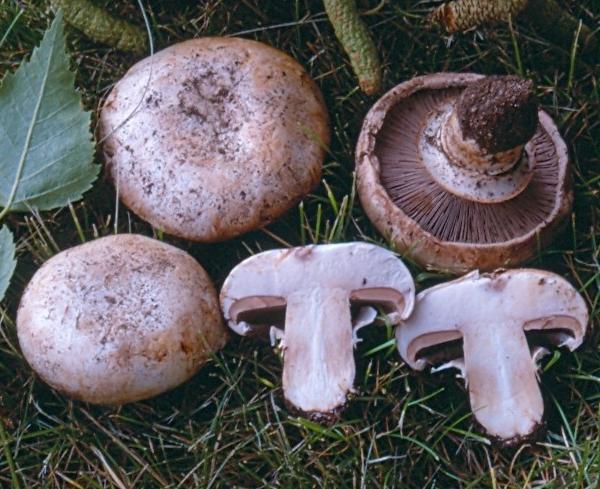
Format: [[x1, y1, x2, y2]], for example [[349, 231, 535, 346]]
[[175, 66, 246, 159], [100, 38, 329, 242], [457, 76, 538, 153]]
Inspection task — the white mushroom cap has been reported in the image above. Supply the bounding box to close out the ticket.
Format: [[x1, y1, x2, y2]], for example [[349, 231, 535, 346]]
[[396, 269, 588, 442], [221, 243, 415, 333], [17, 234, 227, 405], [221, 242, 415, 418], [100, 37, 329, 242]]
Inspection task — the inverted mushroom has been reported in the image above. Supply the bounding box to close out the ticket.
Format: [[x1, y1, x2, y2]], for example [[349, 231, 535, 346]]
[[356, 73, 572, 273], [17, 234, 227, 404], [220, 242, 415, 419], [396, 269, 588, 443], [100, 37, 329, 242]]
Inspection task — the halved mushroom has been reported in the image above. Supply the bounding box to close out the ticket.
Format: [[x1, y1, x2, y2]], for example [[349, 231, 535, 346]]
[[396, 269, 588, 443], [17, 234, 227, 404], [100, 37, 330, 242], [356, 73, 572, 273], [220, 242, 415, 420]]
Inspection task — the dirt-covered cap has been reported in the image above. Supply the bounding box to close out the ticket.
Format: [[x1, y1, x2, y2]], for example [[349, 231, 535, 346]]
[[100, 37, 330, 242]]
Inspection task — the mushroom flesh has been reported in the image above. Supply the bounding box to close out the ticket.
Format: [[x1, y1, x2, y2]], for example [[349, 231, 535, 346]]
[[220, 242, 415, 419], [17, 234, 227, 404], [396, 269, 588, 442]]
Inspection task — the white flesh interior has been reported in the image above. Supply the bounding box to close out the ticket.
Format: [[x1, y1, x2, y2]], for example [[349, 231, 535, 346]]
[[397, 269, 589, 441], [462, 323, 543, 439], [282, 288, 354, 413]]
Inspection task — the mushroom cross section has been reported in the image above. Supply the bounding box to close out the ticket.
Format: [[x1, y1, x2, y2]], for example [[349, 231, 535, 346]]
[[396, 269, 588, 442], [220, 242, 415, 419]]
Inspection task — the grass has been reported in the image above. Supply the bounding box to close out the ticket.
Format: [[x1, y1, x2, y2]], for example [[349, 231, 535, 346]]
[[0, 0, 599, 487]]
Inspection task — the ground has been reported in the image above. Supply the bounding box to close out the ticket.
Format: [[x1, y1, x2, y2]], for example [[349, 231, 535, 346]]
[[0, 0, 599, 487]]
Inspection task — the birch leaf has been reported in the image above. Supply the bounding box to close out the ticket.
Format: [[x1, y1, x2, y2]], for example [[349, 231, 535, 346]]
[[0, 10, 98, 217], [0, 226, 16, 302]]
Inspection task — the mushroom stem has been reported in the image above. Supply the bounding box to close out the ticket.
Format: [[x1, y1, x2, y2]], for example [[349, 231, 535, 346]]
[[463, 322, 543, 440], [282, 287, 355, 416], [440, 109, 524, 175], [441, 75, 538, 176]]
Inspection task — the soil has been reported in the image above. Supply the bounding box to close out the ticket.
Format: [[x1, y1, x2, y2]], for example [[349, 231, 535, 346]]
[[457, 75, 539, 153]]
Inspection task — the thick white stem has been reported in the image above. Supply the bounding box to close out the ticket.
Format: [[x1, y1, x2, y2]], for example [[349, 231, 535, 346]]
[[281, 287, 354, 414], [463, 322, 543, 440], [441, 109, 523, 175]]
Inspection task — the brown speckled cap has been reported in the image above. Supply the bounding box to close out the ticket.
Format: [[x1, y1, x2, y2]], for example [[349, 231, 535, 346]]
[[356, 73, 572, 273], [100, 37, 330, 242], [16, 234, 227, 405]]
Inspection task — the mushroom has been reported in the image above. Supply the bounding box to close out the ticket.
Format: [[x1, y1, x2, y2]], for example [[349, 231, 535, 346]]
[[396, 269, 588, 443], [100, 37, 329, 242], [356, 73, 572, 273], [220, 242, 415, 419], [17, 234, 227, 404]]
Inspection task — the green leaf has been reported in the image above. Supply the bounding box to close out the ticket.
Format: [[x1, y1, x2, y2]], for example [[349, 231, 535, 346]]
[[0, 10, 98, 218], [0, 226, 16, 302]]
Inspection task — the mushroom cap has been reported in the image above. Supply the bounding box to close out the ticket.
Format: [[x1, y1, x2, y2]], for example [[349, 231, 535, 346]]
[[356, 73, 572, 273], [17, 234, 227, 405], [100, 37, 330, 242], [220, 242, 415, 336], [397, 269, 588, 371]]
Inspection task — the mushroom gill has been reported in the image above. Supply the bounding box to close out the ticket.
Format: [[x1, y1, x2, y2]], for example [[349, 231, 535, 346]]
[[375, 88, 560, 244]]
